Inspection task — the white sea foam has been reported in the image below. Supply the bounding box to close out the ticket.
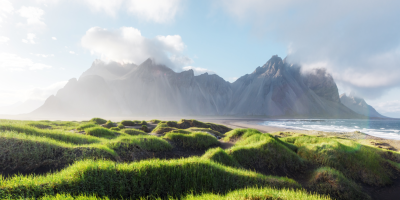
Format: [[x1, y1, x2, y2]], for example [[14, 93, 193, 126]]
[[262, 119, 400, 140]]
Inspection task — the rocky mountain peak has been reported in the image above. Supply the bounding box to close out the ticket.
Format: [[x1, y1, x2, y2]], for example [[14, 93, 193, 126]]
[[340, 93, 387, 118]]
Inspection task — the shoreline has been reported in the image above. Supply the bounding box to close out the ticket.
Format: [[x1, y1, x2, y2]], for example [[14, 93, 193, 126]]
[[203, 118, 400, 152]]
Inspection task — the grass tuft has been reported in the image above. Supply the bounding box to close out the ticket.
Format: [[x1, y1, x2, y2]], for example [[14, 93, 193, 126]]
[[202, 147, 241, 168], [85, 127, 115, 139], [308, 167, 371, 200], [89, 118, 107, 125], [0, 158, 300, 199], [164, 132, 219, 150]]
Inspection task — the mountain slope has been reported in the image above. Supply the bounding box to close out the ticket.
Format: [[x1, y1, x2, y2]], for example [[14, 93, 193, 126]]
[[32, 59, 232, 117], [340, 93, 387, 118], [225, 56, 359, 118], [31, 56, 362, 118]]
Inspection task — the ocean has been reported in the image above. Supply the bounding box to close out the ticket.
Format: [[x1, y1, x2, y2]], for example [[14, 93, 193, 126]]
[[261, 119, 400, 140]]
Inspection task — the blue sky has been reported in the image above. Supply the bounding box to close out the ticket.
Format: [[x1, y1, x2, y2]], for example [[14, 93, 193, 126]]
[[1, 0, 400, 117]]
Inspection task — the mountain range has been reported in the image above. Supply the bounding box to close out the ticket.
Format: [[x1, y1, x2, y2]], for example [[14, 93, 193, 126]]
[[340, 93, 387, 118], [29, 55, 385, 119]]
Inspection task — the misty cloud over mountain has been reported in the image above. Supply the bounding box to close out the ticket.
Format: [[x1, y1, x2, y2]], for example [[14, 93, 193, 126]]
[[31, 56, 364, 119], [217, 0, 400, 99]]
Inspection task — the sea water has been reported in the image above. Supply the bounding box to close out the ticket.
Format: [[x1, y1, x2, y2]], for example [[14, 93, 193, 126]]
[[262, 119, 400, 140]]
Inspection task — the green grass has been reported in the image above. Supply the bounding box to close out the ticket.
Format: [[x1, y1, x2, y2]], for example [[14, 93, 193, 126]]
[[77, 123, 98, 131], [107, 135, 173, 153], [109, 127, 120, 131], [0, 131, 115, 172], [202, 147, 241, 168], [0, 122, 101, 145], [0, 130, 172, 172], [164, 132, 219, 150], [223, 128, 262, 142], [149, 119, 162, 124], [0, 158, 300, 199], [122, 129, 147, 136], [35, 187, 331, 200], [282, 135, 395, 185], [152, 122, 177, 134], [85, 127, 116, 139], [228, 133, 305, 173], [120, 120, 135, 126], [182, 187, 331, 200], [308, 167, 371, 200], [117, 124, 125, 129], [104, 120, 114, 128], [169, 129, 192, 134], [89, 118, 107, 125], [27, 122, 52, 129], [187, 127, 224, 137]]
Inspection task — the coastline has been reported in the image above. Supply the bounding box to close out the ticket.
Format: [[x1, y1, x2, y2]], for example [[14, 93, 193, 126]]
[[203, 118, 400, 152]]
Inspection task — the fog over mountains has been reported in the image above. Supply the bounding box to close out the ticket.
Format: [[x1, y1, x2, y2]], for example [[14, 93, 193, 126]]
[[29, 55, 383, 118]]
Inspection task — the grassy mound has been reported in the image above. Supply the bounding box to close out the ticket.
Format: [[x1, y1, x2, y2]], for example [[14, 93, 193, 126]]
[[187, 127, 224, 137], [228, 134, 305, 173], [110, 127, 120, 131], [123, 129, 147, 136], [183, 187, 331, 200], [27, 122, 52, 129], [175, 119, 231, 133], [202, 147, 241, 168], [223, 128, 262, 142], [104, 120, 114, 128], [89, 118, 107, 125], [36, 187, 331, 200], [0, 158, 300, 199], [0, 131, 114, 173], [77, 123, 98, 131], [152, 122, 177, 134], [308, 167, 371, 200], [149, 119, 162, 124], [85, 127, 116, 139], [0, 122, 101, 144], [164, 132, 219, 150], [169, 129, 192, 134], [282, 135, 395, 185], [120, 120, 135, 126], [107, 135, 173, 158]]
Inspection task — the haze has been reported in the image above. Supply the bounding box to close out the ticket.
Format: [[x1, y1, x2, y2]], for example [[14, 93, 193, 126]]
[[1, 0, 400, 118]]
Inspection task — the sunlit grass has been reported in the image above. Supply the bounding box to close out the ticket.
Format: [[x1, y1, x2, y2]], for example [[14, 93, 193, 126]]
[[0, 158, 300, 199]]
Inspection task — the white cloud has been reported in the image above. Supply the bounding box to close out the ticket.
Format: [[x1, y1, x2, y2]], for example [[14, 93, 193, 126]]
[[69, 51, 76, 54], [183, 66, 215, 76], [52, 36, 57, 40], [81, 26, 191, 70], [0, 53, 52, 71], [156, 35, 186, 52], [31, 53, 54, 58], [17, 6, 46, 27], [126, 0, 181, 23], [0, 0, 14, 23], [83, 0, 124, 17], [22, 33, 36, 44], [82, 0, 181, 23], [0, 35, 9, 43]]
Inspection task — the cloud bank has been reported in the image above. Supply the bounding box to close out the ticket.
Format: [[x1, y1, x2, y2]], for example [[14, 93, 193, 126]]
[[83, 0, 181, 23], [217, 0, 400, 99], [81, 26, 192, 71], [0, 53, 52, 71]]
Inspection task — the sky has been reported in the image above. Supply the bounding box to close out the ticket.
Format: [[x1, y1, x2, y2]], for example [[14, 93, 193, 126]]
[[0, 0, 400, 117]]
